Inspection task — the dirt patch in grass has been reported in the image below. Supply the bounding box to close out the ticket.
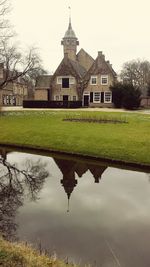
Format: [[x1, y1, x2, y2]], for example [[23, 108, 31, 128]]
[[63, 118, 128, 124]]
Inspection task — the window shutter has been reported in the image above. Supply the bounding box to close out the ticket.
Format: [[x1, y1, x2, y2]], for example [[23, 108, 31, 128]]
[[90, 92, 93, 102], [47, 89, 51, 101], [101, 92, 104, 103]]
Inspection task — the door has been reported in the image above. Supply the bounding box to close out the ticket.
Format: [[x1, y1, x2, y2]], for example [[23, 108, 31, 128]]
[[63, 95, 69, 101], [63, 95, 69, 108], [83, 95, 89, 107]]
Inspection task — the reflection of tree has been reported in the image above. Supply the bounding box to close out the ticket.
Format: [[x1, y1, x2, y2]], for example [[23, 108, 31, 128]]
[[0, 156, 49, 241]]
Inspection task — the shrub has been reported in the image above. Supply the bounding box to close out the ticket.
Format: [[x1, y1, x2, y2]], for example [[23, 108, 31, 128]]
[[110, 82, 141, 110]]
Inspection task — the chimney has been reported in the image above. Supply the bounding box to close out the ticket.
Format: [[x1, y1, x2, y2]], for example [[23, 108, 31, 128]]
[[98, 51, 105, 60], [98, 51, 103, 57]]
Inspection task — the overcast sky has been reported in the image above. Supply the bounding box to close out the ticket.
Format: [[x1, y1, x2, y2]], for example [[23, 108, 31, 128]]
[[10, 0, 150, 74]]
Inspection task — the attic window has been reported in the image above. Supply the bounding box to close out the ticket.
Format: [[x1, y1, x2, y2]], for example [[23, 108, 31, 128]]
[[62, 78, 69, 88], [57, 76, 75, 87], [101, 75, 108, 85]]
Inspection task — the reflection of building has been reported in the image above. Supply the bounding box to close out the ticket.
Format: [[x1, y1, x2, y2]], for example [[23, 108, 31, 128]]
[[88, 165, 107, 183], [54, 159, 78, 201], [54, 158, 107, 203]]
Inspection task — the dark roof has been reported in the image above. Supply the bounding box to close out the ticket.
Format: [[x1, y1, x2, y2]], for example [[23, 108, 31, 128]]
[[70, 59, 87, 78], [51, 56, 87, 81], [63, 20, 77, 39], [35, 75, 52, 88]]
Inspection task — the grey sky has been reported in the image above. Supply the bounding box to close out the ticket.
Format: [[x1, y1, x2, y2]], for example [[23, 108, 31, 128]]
[[10, 0, 150, 74]]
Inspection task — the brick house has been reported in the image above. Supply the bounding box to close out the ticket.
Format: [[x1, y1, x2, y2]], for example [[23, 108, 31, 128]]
[[0, 63, 28, 106], [35, 19, 117, 107]]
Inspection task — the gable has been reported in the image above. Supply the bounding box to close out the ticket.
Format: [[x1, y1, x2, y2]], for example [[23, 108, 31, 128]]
[[77, 48, 94, 71], [85, 52, 117, 81], [51, 56, 86, 83]]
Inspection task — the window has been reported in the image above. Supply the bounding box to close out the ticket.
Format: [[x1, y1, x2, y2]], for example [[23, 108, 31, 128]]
[[62, 78, 69, 88], [90, 76, 97, 85], [73, 96, 76, 101], [55, 95, 59, 100], [57, 76, 75, 87], [93, 92, 101, 103], [104, 92, 112, 103], [101, 75, 108, 85]]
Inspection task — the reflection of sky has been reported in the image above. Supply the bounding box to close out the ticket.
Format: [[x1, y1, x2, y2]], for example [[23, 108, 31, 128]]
[[6, 152, 150, 267]]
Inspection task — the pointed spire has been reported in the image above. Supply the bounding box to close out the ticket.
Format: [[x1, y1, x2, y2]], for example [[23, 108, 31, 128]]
[[68, 6, 71, 29], [62, 7, 77, 39], [67, 193, 70, 213]]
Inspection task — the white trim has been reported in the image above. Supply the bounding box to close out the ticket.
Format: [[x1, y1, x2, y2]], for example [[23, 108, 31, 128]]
[[57, 76, 75, 85], [55, 95, 59, 101], [57, 77, 62, 84], [93, 92, 101, 103], [104, 91, 112, 103], [90, 75, 97, 85], [73, 95, 77, 101], [101, 75, 108, 85]]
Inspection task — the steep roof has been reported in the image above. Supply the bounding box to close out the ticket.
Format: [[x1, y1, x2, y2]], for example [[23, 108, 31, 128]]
[[77, 48, 94, 71], [51, 55, 87, 81], [35, 75, 52, 88], [85, 51, 117, 78], [63, 19, 77, 39]]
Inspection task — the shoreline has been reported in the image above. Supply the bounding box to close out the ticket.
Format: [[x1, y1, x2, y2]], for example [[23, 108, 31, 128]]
[[0, 142, 150, 172]]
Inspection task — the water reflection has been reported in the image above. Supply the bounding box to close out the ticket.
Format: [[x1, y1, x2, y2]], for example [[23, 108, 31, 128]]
[[54, 158, 107, 212], [0, 147, 150, 267], [0, 152, 49, 240]]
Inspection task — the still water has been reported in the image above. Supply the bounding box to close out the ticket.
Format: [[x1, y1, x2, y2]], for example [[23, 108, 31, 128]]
[[0, 148, 150, 267]]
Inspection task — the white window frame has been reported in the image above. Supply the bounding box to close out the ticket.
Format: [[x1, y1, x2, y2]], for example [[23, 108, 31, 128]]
[[55, 95, 59, 101], [104, 92, 112, 103], [90, 76, 97, 85], [57, 76, 75, 85], [93, 92, 101, 103], [101, 75, 108, 85], [73, 96, 76, 101]]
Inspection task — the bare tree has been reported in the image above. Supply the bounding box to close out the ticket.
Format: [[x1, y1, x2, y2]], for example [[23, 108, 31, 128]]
[[0, 0, 13, 38], [120, 59, 150, 96], [0, 155, 49, 240], [0, 38, 44, 90]]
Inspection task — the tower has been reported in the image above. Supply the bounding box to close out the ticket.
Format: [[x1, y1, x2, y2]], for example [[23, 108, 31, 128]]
[[61, 14, 79, 61]]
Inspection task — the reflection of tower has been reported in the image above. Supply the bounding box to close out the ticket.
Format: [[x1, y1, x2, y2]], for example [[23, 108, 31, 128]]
[[54, 159, 78, 212], [88, 165, 107, 183]]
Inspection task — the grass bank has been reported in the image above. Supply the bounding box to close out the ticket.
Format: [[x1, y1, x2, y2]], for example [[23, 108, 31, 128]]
[[0, 238, 78, 267], [0, 110, 149, 165]]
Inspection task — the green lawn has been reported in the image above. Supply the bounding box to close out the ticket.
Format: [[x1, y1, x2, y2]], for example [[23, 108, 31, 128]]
[[0, 110, 149, 165]]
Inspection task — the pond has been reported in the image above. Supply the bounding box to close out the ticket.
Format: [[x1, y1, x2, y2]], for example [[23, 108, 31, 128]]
[[0, 147, 150, 267]]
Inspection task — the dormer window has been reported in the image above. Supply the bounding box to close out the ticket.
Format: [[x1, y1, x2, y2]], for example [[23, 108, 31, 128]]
[[101, 75, 108, 85], [90, 76, 97, 85]]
